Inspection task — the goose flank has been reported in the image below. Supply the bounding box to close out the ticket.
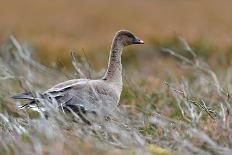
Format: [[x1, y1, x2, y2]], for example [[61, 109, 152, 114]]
[[12, 30, 144, 124]]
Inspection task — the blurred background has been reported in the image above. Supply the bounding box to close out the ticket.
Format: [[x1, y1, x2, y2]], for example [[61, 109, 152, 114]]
[[1, 1, 232, 154], [0, 0, 232, 75]]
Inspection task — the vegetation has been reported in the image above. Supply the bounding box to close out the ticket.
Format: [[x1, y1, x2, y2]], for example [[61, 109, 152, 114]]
[[1, 1, 232, 154], [0, 36, 231, 155]]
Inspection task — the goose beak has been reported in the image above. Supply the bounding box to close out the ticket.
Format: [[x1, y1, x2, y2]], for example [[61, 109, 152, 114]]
[[133, 37, 144, 44]]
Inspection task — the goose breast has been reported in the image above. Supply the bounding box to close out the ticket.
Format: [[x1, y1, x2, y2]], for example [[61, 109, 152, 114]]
[[43, 79, 120, 110]]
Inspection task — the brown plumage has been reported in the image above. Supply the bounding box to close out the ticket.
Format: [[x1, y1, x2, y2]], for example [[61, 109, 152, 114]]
[[12, 30, 144, 124]]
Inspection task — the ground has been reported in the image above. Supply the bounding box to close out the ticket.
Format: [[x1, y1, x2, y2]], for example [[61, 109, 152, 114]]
[[0, 1, 232, 155]]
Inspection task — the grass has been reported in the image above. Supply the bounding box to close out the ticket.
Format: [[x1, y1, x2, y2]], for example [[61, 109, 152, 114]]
[[1, 0, 232, 66], [0, 36, 231, 155], [1, 1, 232, 153]]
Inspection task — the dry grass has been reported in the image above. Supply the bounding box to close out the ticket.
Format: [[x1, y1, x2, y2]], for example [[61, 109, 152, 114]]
[[0, 36, 231, 155], [1, 0, 232, 65], [0, 1, 232, 154]]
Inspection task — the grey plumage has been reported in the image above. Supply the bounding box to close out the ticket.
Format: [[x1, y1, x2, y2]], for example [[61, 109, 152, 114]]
[[12, 30, 144, 124]]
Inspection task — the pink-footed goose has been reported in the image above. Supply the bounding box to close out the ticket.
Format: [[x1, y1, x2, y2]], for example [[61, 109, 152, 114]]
[[12, 30, 144, 124]]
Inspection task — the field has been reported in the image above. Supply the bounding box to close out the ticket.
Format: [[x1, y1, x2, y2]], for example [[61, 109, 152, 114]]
[[0, 0, 232, 155]]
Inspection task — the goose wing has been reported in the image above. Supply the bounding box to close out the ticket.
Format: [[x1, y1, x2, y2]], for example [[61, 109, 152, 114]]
[[12, 79, 90, 108], [12, 79, 118, 113]]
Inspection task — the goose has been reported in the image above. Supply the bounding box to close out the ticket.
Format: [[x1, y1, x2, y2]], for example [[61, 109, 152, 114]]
[[12, 30, 144, 124]]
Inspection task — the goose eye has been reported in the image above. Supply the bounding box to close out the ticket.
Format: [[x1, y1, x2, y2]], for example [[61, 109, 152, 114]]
[[132, 38, 144, 44]]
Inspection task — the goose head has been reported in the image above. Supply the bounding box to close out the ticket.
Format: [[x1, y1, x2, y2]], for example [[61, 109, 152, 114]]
[[114, 30, 144, 47]]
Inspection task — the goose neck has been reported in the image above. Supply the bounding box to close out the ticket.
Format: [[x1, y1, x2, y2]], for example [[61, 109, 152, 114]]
[[103, 39, 123, 82]]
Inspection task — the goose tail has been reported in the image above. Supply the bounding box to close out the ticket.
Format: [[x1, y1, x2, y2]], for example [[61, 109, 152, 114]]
[[11, 92, 34, 100]]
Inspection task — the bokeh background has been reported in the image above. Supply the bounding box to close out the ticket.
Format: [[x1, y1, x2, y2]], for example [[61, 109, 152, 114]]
[[1, 1, 232, 155], [1, 0, 232, 72]]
